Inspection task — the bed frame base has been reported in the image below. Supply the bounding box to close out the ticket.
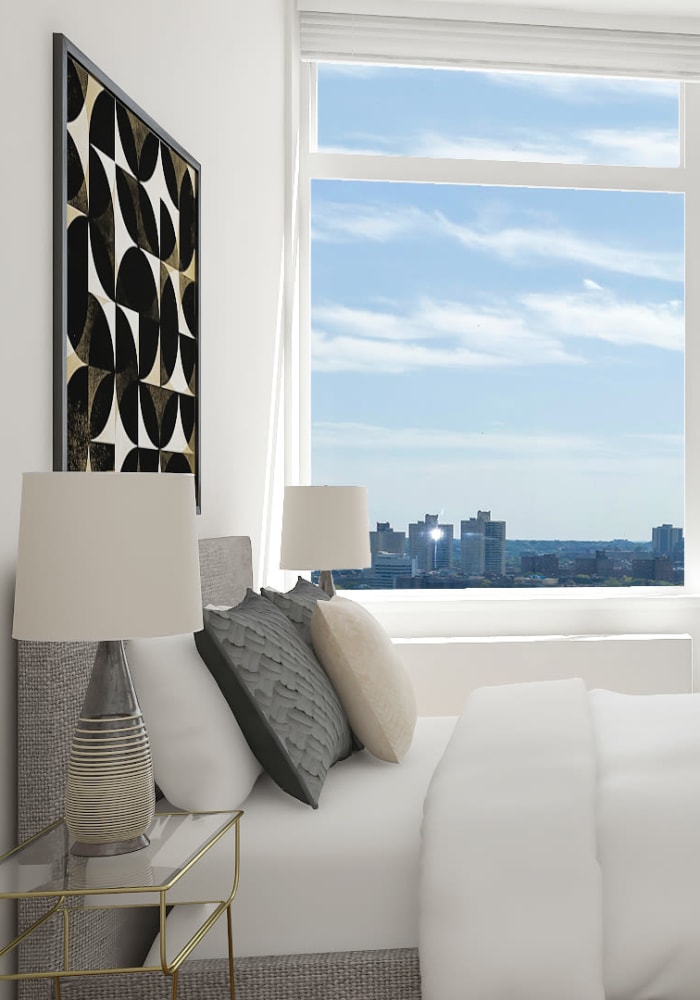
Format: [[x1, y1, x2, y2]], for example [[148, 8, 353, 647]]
[[51, 950, 422, 1000]]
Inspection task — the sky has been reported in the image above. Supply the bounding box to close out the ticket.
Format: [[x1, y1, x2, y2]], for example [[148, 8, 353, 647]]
[[310, 65, 684, 541]]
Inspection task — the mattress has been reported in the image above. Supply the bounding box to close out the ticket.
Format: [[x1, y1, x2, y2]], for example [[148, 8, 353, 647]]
[[144, 715, 457, 964]]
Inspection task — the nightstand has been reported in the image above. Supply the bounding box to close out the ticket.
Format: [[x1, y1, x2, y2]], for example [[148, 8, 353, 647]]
[[0, 809, 242, 999]]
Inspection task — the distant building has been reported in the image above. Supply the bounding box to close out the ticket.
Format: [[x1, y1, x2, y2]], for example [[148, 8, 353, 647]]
[[632, 556, 674, 582], [408, 514, 453, 571], [652, 523, 683, 561], [574, 550, 613, 578], [373, 553, 415, 588], [460, 516, 485, 575], [521, 553, 559, 577], [461, 510, 506, 576], [484, 515, 506, 576], [370, 522, 405, 563]]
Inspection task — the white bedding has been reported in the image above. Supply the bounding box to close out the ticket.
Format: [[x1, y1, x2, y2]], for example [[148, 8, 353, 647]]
[[419, 679, 700, 1000], [145, 714, 456, 965]]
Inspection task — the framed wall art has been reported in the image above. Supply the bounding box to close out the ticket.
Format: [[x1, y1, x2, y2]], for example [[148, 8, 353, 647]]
[[53, 34, 201, 509]]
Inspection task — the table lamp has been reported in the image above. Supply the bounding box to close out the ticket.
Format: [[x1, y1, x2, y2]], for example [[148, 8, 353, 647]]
[[12, 472, 202, 857], [280, 485, 371, 596]]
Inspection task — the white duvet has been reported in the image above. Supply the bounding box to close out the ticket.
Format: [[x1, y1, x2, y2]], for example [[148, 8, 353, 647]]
[[419, 679, 700, 1000]]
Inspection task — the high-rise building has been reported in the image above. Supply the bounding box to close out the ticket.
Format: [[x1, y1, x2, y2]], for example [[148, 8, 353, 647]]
[[484, 514, 506, 576], [370, 522, 405, 563], [460, 516, 486, 575], [652, 523, 683, 561], [373, 553, 415, 588], [408, 514, 453, 571], [461, 510, 506, 576]]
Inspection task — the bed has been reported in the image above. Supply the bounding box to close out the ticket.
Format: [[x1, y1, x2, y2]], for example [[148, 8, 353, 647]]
[[17, 535, 700, 1000], [16, 535, 432, 1000]]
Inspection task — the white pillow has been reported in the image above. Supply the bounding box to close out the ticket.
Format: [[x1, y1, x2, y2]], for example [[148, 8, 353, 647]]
[[310, 597, 417, 763], [127, 634, 262, 811]]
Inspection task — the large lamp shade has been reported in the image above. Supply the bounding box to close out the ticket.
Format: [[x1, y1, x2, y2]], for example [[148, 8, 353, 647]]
[[13, 472, 203, 641], [12, 472, 202, 857]]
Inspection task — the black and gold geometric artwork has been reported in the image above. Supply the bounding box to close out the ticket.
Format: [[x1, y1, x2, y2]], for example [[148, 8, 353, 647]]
[[54, 35, 200, 508]]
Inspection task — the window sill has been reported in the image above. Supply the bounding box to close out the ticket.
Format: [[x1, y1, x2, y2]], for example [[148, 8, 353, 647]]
[[343, 585, 699, 604], [336, 585, 700, 640]]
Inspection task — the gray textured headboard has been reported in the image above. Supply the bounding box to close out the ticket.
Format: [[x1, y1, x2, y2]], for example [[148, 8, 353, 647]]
[[15, 536, 253, 992]]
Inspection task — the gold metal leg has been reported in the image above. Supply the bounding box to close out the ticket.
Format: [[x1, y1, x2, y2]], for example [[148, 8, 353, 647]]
[[54, 976, 62, 1000], [171, 967, 178, 1000], [226, 903, 235, 1000]]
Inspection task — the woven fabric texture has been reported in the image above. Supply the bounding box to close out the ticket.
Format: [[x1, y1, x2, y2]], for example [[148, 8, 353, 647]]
[[57, 949, 422, 1000]]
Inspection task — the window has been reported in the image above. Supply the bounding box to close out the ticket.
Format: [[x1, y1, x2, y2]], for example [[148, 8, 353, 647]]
[[299, 47, 692, 592]]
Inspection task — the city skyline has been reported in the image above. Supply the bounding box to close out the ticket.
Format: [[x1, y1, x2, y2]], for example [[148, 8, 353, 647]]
[[367, 511, 682, 547], [311, 65, 684, 540], [359, 512, 684, 588]]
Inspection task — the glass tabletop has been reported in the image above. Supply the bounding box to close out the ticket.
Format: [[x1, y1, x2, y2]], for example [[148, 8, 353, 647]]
[[0, 811, 241, 898]]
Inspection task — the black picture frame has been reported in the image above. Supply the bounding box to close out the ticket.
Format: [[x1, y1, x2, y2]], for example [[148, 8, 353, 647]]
[[53, 33, 201, 511]]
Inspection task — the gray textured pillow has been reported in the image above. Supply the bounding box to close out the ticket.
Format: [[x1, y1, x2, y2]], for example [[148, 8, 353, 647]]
[[261, 576, 330, 645], [194, 590, 352, 807]]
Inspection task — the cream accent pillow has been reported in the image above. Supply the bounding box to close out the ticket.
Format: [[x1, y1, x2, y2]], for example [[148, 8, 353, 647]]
[[128, 634, 263, 811], [310, 597, 417, 763]]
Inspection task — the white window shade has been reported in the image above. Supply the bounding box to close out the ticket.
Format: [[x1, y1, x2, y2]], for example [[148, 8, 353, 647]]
[[299, 10, 700, 79]]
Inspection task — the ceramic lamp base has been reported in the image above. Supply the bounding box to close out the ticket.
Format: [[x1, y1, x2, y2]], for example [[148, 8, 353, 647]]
[[70, 833, 151, 858], [66, 640, 155, 857], [319, 569, 336, 597]]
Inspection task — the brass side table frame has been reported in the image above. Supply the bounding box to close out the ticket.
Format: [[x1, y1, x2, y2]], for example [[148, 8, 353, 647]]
[[0, 810, 242, 1000]]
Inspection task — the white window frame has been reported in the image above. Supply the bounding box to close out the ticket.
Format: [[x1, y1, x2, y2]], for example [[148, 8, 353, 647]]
[[291, 49, 700, 639]]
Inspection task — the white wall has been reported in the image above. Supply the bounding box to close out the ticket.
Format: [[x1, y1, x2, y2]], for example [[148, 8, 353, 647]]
[[0, 0, 287, 987], [397, 634, 694, 715]]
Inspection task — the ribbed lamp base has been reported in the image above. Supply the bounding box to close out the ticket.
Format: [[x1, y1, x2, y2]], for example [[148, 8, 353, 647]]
[[66, 640, 155, 857]]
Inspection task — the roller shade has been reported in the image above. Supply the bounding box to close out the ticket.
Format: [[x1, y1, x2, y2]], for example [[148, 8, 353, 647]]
[[299, 10, 700, 79]]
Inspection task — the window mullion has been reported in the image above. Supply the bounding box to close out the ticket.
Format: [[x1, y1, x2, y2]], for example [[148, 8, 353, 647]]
[[681, 82, 700, 589], [308, 150, 685, 193]]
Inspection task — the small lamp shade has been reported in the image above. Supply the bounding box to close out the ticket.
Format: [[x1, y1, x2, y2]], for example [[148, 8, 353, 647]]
[[280, 485, 371, 571], [13, 472, 203, 641]]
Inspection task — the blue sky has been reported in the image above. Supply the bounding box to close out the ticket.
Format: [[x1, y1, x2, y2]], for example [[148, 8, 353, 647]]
[[311, 66, 684, 541]]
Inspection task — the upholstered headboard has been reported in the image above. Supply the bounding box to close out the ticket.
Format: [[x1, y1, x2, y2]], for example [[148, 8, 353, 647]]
[[15, 536, 253, 989]]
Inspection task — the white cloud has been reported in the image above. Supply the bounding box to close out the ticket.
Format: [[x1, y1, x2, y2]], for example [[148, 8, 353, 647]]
[[583, 278, 603, 290], [312, 204, 428, 243], [312, 286, 683, 374], [577, 128, 678, 167], [312, 297, 585, 373], [406, 127, 677, 166], [312, 332, 512, 374], [313, 421, 605, 454], [436, 213, 683, 282], [312, 201, 683, 283], [313, 304, 412, 341], [522, 288, 684, 351]]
